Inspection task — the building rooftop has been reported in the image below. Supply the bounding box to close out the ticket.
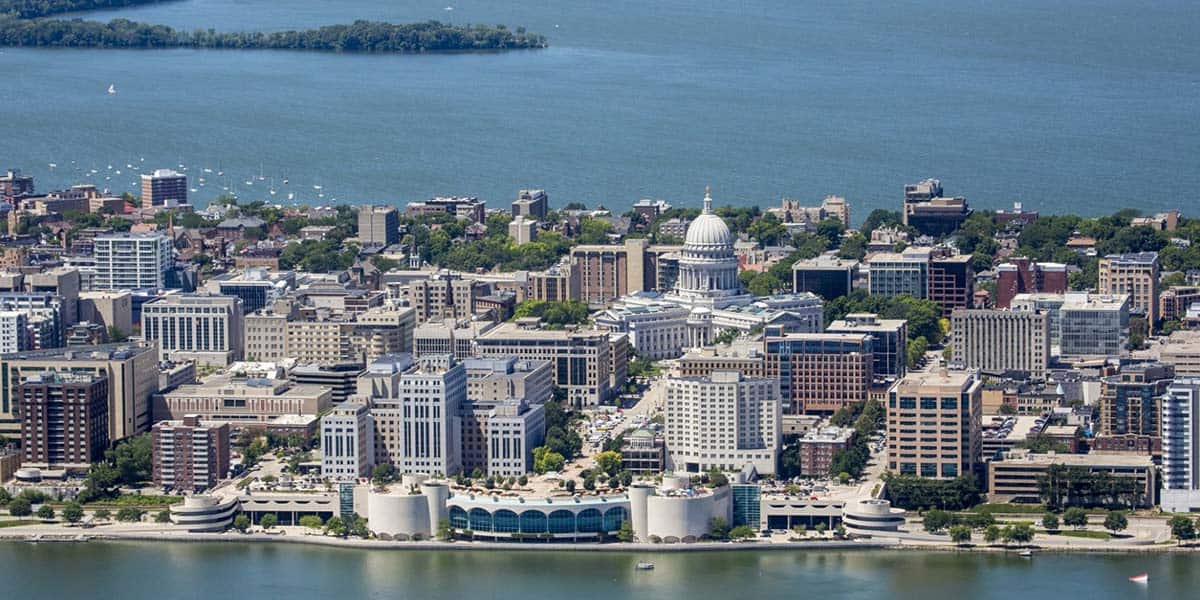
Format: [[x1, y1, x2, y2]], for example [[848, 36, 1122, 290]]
[[996, 449, 1153, 468]]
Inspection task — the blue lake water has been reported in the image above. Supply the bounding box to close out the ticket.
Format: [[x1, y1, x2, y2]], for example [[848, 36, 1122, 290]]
[[5, 541, 1199, 600], [4, 0, 1199, 219]]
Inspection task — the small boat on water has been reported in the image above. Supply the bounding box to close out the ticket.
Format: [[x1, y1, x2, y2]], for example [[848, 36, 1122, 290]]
[[1128, 573, 1149, 584], [107, 84, 116, 95], [635, 562, 654, 571], [1018, 550, 1033, 558]]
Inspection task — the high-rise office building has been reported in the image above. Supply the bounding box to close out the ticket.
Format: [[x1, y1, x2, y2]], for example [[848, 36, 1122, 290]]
[[902, 179, 971, 236], [928, 254, 974, 316], [460, 357, 553, 475], [0, 342, 158, 442], [357, 205, 400, 247], [1162, 379, 1200, 513], [151, 415, 231, 493], [512, 189, 548, 221], [826, 313, 907, 381], [665, 370, 781, 475], [0, 169, 34, 201], [887, 369, 982, 479], [867, 247, 931, 299], [475, 322, 614, 408], [763, 333, 873, 415], [321, 402, 374, 482], [142, 294, 244, 367], [791, 255, 857, 300], [92, 232, 173, 291], [1097, 361, 1174, 439], [1099, 252, 1160, 332], [407, 271, 488, 323], [19, 371, 109, 468], [0, 311, 28, 353], [140, 169, 188, 206], [950, 309, 1050, 378], [371, 355, 465, 476]]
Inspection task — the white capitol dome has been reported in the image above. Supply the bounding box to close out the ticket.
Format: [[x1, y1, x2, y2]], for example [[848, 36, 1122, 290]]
[[684, 189, 732, 247]]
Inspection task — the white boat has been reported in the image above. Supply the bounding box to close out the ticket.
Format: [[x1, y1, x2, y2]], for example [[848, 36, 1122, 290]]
[[1129, 573, 1149, 583], [635, 562, 654, 571], [1018, 550, 1032, 558], [48, 163, 56, 168], [107, 84, 116, 95]]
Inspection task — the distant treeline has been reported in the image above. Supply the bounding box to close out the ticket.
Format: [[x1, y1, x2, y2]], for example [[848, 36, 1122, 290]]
[[0, 0, 169, 19], [0, 17, 548, 52]]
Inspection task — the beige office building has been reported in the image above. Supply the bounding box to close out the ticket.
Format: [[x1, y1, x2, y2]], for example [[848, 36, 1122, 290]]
[[286, 319, 357, 365], [475, 322, 614, 407], [78, 290, 133, 336], [1099, 252, 1159, 332], [153, 375, 331, 425], [407, 271, 487, 323], [886, 370, 982, 479], [950, 309, 1050, 378], [0, 343, 158, 442]]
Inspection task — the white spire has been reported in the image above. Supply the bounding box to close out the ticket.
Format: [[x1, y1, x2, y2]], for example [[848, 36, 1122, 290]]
[[703, 185, 712, 214]]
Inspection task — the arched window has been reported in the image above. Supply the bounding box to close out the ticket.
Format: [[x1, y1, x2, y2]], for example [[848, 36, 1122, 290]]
[[603, 507, 627, 532], [493, 509, 519, 533], [576, 508, 602, 532], [469, 508, 492, 532], [548, 509, 575, 534], [519, 510, 546, 534], [449, 506, 468, 530]]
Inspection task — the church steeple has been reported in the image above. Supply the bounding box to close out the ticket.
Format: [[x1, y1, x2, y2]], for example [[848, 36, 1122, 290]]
[[703, 186, 712, 214]]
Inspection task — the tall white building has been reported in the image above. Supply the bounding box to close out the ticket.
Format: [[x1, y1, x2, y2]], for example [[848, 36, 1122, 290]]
[[92, 232, 173, 291], [372, 355, 465, 477], [485, 399, 545, 478], [0, 310, 29, 353], [321, 402, 374, 482], [665, 370, 781, 475], [142, 294, 244, 367], [1162, 379, 1200, 513]]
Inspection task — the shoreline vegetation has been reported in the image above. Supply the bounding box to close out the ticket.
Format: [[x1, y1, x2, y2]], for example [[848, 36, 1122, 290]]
[[0, 0, 547, 53]]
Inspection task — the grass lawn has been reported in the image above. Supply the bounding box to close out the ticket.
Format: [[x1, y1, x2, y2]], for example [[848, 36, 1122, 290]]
[[1054, 530, 1112, 541], [80, 494, 183, 508], [0, 520, 36, 528]]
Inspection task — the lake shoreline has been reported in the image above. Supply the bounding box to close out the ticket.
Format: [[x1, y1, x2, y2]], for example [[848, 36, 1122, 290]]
[[3, 529, 1197, 554]]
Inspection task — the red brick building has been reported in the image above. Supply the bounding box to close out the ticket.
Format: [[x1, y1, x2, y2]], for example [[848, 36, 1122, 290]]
[[151, 415, 231, 493], [19, 372, 109, 468], [995, 258, 1068, 308]]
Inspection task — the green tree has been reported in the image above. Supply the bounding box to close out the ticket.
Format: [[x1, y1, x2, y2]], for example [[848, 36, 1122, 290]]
[[108, 433, 153, 485], [325, 516, 348, 537], [372, 463, 398, 487], [1103, 510, 1127, 535], [437, 518, 453, 541], [922, 509, 953, 533], [532, 446, 565, 474], [351, 514, 370, 538], [1042, 513, 1059, 531], [10, 497, 34, 518], [233, 514, 250, 532], [107, 325, 128, 343], [116, 507, 144, 522], [1063, 507, 1088, 530], [730, 525, 757, 540], [155, 510, 171, 523], [299, 515, 324, 530], [983, 525, 1001, 544], [36, 504, 55, 520], [949, 524, 972, 545], [1003, 523, 1034, 546], [617, 520, 634, 543], [62, 502, 84, 524], [94, 509, 112, 521], [709, 517, 730, 540], [596, 451, 622, 477], [260, 514, 279, 529]]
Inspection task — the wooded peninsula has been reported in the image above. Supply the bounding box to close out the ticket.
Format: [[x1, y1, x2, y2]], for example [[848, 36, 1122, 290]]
[[0, 0, 547, 53]]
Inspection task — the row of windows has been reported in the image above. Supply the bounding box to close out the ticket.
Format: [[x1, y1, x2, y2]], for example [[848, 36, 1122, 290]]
[[448, 506, 627, 534]]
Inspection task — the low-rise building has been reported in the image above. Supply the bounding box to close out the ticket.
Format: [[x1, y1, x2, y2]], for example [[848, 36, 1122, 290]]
[[793, 426, 853, 477], [153, 375, 331, 427], [987, 449, 1155, 507]]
